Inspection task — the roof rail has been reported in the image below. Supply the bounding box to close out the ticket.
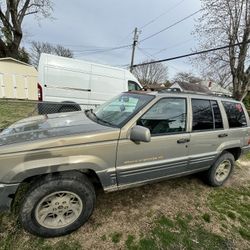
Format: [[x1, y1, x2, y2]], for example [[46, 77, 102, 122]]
[[158, 88, 233, 99]]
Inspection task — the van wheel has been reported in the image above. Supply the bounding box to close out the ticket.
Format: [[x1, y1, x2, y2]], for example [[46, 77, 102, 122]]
[[19, 172, 96, 237], [204, 152, 235, 187]]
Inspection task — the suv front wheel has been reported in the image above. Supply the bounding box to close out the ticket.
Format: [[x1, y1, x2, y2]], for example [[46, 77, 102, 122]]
[[19, 172, 96, 237], [204, 152, 235, 187]]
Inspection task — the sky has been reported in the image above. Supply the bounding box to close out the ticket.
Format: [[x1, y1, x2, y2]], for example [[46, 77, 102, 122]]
[[22, 0, 202, 79]]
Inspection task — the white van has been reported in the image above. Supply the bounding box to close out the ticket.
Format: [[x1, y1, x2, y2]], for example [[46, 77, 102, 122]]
[[37, 53, 142, 113]]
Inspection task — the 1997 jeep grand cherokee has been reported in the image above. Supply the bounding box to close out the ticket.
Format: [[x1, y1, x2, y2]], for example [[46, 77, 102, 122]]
[[0, 91, 249, 237]]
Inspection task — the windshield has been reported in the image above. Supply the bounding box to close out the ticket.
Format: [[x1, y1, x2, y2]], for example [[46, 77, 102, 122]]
[[90, 93, 155, 128]]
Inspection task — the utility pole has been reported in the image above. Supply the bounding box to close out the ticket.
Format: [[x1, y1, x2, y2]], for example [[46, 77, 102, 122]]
[[130, 27, 139, 72]]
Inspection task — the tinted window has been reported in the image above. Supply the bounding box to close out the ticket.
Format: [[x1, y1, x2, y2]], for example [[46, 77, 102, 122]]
[[222, 101, 247, 128], [192, 99, 214, 131], [211, 100, 223, 129], [137, 98, 186, 135], [128, 81, 141, 91]]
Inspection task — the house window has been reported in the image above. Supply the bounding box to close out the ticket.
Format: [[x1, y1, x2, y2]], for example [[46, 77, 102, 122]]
[[222, 101, 247, 128], [137, 98, 186, 135]]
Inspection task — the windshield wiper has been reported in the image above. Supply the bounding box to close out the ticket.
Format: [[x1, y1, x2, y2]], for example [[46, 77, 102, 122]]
[[86, 109, 117, 128]]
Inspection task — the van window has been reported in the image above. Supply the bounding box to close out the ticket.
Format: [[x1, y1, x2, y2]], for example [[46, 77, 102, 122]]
[[222, 101, 247, 128], [128, 81, 141, 91], [137, 98, 186, 135]]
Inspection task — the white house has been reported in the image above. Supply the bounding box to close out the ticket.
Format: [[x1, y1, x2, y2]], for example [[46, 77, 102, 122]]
[[170, 82, 211, 93], [200, 80, 232, 96]]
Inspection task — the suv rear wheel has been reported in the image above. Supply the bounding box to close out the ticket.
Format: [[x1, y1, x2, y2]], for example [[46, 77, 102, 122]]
[[204, 152, 235, 187], [19, 172, 95, 237]]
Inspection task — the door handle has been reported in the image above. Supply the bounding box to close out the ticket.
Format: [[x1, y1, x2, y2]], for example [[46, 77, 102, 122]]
[[177, 138, 190, 144], [218, 133, 228, 138]]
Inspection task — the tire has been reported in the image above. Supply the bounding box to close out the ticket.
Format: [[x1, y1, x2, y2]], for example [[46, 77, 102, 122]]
[[19, 172, 96, 237], [204, 152, 235, 187]]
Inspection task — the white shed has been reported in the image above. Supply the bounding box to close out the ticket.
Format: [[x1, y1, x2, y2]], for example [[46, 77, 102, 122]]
[[0, 58, 38, 100]]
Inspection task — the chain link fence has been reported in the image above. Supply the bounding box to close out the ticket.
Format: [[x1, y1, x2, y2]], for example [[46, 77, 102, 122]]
[[1, 98, 249, 132], [0, 99, 100, 131]]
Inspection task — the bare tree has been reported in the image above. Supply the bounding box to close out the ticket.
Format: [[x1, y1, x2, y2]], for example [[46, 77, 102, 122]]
[[172, 72, 202, 85], [133, 60, 168, 86], [192, 0, 250, 100], [30, 41, 74, 67], [0, 0, 53, 60]]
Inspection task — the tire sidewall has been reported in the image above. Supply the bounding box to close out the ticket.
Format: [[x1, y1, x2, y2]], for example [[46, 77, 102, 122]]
[[20, 178, 95, 237], [208, 152, 235, 187]]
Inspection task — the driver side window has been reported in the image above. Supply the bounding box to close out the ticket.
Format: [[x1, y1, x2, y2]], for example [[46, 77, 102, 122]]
[[137, 98, 187, 135]]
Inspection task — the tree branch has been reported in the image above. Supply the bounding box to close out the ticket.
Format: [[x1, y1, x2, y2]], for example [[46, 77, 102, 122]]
[[0, 5, 12, 31]]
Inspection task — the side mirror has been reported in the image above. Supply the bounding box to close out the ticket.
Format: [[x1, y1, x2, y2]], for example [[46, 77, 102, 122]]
[[130, 125, 151, 143]]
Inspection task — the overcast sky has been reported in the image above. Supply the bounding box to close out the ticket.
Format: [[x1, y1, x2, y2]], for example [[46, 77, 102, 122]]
[[23, 0, 202, 78]]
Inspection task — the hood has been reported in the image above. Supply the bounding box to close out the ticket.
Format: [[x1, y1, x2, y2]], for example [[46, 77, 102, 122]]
[[0, 111, 116, 146]]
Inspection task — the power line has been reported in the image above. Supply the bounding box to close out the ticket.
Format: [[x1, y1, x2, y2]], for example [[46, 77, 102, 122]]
[[116, 0, 186, 45], [139, 9, 202, 43], [138, 47, 157, 60], [73, 44, 132, 55], [116, 30, 134, 45], [26, 40, 131, 54], [137, 47, 181, 72], [133, 40, 250, 67], [139, 0, 186, 30], [153, 38, 194, 56]]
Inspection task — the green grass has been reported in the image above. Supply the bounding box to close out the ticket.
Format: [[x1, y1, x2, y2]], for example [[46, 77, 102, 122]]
[[0, 186, 249, 249], [208, 186, 250, 241], [0, 100, 36, 130], [125, 214, 230, 250], [202, 213, 211, 223], [111, 232, 122, 243], [242, 152, 250, 160], [0, 212, 82, 250], [124, 186, 250, 249]]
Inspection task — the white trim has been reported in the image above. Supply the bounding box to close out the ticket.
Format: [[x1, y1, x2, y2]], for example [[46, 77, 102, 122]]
[[0, 57, 32, 67]]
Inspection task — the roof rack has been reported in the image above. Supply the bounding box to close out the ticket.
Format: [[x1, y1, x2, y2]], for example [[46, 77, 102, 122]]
[[158, 88, 234, 99]]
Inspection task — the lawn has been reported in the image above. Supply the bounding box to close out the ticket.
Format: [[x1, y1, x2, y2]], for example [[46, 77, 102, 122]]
[[0, 100, 249, 250], [0, 100, 36, 131]]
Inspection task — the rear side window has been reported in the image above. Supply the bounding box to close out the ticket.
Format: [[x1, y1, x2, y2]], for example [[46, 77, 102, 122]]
[[211, 100, 223, 129], [192, 99, 223, 131], [192, 99, 213, 131], [222, 101, 247, 128]]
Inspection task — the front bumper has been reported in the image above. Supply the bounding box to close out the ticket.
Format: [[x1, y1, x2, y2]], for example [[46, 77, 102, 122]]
[[241, 145, 250, 155], [0, 183, 19, 212]]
